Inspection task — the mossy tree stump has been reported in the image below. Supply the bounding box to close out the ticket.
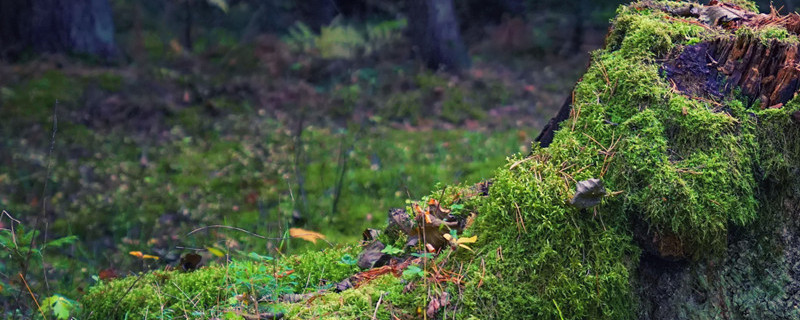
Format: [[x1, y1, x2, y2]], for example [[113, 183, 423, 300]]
[[82, 1, 800, 319]]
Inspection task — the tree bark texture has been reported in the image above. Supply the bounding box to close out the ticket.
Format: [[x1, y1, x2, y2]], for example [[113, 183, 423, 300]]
[[408, 0, 470, 72], [0, 0, 117, 60]]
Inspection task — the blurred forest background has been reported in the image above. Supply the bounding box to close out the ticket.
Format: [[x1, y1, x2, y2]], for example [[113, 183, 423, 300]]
[[0, 0, 797, 316]]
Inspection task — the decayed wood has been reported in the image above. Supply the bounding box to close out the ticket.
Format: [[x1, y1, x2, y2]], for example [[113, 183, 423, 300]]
[[537, 1, 800, 145], [711, 35, 800, 108]]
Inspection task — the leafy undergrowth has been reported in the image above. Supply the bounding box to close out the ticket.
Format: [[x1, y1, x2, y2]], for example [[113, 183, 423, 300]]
[[76, 1, 799, 319], [11, 1, 800, 319], [0, 5, 569, 317]]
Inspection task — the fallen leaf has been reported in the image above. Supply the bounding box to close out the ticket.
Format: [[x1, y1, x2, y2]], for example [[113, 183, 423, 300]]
[[98, 268, 118, 281], [274, 269, 294, 279], [457, 235, 477, 244], [569, 178, 606, 209], [129, 251, 144, 258], [289, 228, 326, 244], [443, 234, 477, 251], [206, 247, 225, 257], [142, 254, 160, 260]]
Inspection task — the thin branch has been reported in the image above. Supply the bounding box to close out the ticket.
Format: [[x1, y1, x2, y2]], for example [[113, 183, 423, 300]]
[[18, 101, 58, 305], [372, 292, 387, 320], [186, 225, 266, 239]]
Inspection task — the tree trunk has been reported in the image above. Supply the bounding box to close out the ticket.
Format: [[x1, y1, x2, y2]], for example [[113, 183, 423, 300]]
[[0, 0, 117, 61], [183, 0, 193, 51], [297, 0, 337, 31], [407, 0, 470, 72]]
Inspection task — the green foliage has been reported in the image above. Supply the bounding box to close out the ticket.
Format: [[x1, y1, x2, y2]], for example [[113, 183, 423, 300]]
[[380, 244, 403, 255], [285, 18, 407, 59], [0, 219, 78, 291], [0, 70, 85, 124], [401, 265, 425, 280], [40, 295, 79, 320]]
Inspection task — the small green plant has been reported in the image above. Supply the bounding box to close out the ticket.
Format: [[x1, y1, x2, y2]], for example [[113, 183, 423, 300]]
[[381, 244, 404, 255], [0, 211, 77, 273], [40, 294, 79, 320], [402, 265, 425, 280]]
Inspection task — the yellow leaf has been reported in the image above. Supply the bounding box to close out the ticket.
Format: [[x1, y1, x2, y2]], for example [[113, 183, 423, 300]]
[[289, 228, 326, 244], [458, 244, 474, 252], [142, 254, 160, 260], [206, 247, 225, 257], [443, 234, 454, 241], [129, 251, 144, 258], [456, 236, 477, 244]]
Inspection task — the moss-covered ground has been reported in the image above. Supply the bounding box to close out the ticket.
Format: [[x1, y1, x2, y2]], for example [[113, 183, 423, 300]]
[[7, 0, 800, 319], [0, 7, 578, 318]]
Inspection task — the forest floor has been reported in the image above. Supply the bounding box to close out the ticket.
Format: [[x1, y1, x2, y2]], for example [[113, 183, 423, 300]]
[[0, 24, 594, 312]]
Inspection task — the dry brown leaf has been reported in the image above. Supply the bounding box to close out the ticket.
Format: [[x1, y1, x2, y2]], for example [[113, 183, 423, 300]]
[[289, 227, 327, 244]]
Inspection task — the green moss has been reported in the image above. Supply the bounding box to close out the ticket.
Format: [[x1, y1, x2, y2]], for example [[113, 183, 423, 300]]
[[81, 246, 359, 319], [607, 5, 705, 58], [51, 1, 800, 318], [94, 72, 124, 92], [81, 266, 227, 319], [1, 70, 85, 123], [449, 1, 793, 318], [275, 274, 423, 319]]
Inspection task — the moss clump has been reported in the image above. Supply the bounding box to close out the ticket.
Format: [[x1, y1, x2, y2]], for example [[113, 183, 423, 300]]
[[80, 246, 358, 319], [275, 274, 426, 319], [454, 0, 795, 318]]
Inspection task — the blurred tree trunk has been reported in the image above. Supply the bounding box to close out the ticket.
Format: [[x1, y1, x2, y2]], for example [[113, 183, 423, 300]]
[[567, 0, 587, 54], [0, 0, 117, 61], [183, 0, 194, 51], [408, 0, 470, 72], [298, 0, 337, 31]]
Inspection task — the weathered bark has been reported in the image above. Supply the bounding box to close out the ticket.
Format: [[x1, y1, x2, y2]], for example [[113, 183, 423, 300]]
[[407, 0, 470, 72], [711, 36, 800, 108], [0, 0, 117, 60], [539, 1, 800, 145], [535, 89, 574, 148]]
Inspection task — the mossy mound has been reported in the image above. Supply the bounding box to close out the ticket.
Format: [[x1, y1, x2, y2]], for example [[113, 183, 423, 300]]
[[459, 1, 800, 319], [82, 1, 800, 319], [81, 247, 360, 319]]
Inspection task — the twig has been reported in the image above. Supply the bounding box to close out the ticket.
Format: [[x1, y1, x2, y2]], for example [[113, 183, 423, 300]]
[[186, 225, 266, 239], [110, 270, 147, 317], [513, 203, 527, 235], [18, 101, 58, 305], [509, 156, 534, 170], [372, 292, 387, 320], [19, 273, 46, 320]]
